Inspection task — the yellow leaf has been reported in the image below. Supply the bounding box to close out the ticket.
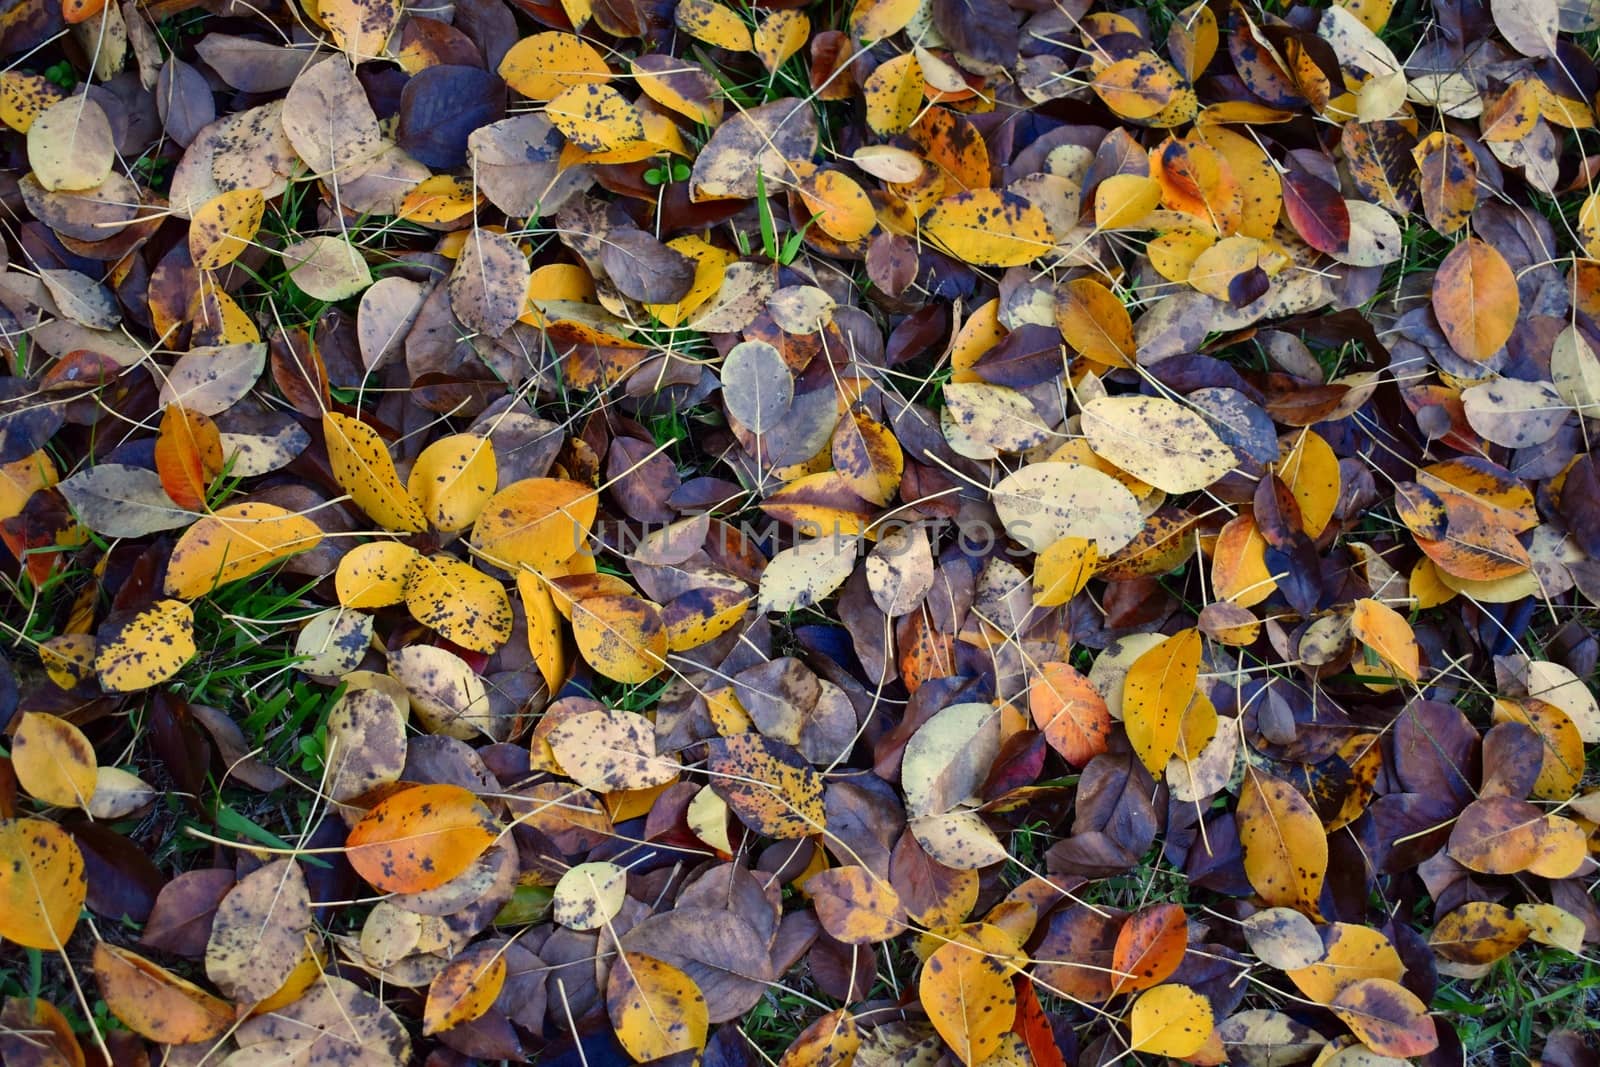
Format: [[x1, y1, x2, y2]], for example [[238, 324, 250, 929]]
[[517, 570, 567, 692], [336, 540, 419, 608], [779, 1008, 861, 1067], [1239, 766, 1327, 917], [40, 634, 95, 689], [498, 31, 610, 100], [631, 54, 723, 125], [569, 593, 667, 684], [831, 410, 903, 505], [1429, 901, 1530, 964], [93, 944, 233, 1044], [755, 10, 808, 71], [11, 711, 97, 809], [189, 189, 264, 271], [165, 502, 324, 599], [1130, 984, 1215, 1057], [662, 586, 751, 652], [398, 175, 481, 223], [1092, 53, 1179, 119], [546, 83, 645, 151], [644, 236, 734, 325], [0, 817, 85, 949], [1515, 902, 1586, 954], [674, 0, 751, 50], [808, 864, 909, 944], [0, 450, 57, 523], [1122, 628, 1203, 775], [1056, 277, 1135, 367], [319, 0, 399, 57], [1328, 978, 1439, 1059], [424, 945, 507, 1035], [471, 477, 598, 572], [801, 170, 877, 242], [1492, 698, 1584, 800], [849, 0, 920, 40], [403, 554, 512, 653], [1211, 514, 1275, 606], [1275, 430, 1341, 538], [324, 411, 428, 532], [707, 732, 825, 839], [1033, 536, 1099, 606], [864, 53, 924, 136], [1095, 174, 1162, 229], [923, 189, 1056, 268], [1148, 224, 1217, 283], [918, 924, 1018, 1065], [94, 599, 196, 692], [345, 784, 500, 893], [0, 72, 64, 133], [606, 951, 709, 1061]]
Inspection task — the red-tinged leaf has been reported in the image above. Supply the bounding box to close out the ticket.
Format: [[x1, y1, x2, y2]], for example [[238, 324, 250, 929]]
[[1280, 162, 1349, 254], [1013, 977, 1069, 1067], [1029, 662, 1112, 766], [154, 405, 222, 512], [1111, 903, 1189, 995]]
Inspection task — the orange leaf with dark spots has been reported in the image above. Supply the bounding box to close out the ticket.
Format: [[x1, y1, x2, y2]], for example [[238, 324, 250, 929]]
[[345, 784, 500, 893]]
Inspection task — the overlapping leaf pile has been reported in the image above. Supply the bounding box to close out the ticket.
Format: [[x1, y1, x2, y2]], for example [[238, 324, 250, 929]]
[[3, 0, 1600, 1059]]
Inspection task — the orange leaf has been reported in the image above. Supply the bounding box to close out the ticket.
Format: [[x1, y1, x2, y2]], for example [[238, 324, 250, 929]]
[[1029, 662, 1112, 766], [1432, 238, 1518, 363], [93, 943, 233, 1044], [154, 405, 222, 512], [1111, 903, 1189, 995], [346, 783, 500, 893]]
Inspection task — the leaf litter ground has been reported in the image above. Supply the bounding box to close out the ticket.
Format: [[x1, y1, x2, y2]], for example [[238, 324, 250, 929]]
[[2, 0, 1600, 1063]]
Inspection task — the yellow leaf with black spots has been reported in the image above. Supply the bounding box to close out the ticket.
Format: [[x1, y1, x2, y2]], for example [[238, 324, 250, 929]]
[[336, 540, 419, 608], [403, 553, 513, 653], [546, 83, 646, 151], [408, 433, 497, 533], [607, 951, 709, 1061], [94, 599, 196, 693], [0, 818, 85, 949], [324, 411, 428, 533]]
